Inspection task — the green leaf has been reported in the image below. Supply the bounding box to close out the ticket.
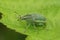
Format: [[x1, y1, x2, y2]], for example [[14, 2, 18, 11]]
[[0, 0, 60, 40]]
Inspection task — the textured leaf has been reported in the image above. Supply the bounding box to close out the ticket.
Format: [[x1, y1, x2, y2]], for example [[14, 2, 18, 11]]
[[0, 0, 60, 40]]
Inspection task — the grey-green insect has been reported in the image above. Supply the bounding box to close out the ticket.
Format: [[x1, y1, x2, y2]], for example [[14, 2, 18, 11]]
[[20, 13, 46, 27]]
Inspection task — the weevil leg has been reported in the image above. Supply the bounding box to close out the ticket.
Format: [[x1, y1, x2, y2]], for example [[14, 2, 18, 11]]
[[32, 22, 37, 31], [24, 22, 31, 33]]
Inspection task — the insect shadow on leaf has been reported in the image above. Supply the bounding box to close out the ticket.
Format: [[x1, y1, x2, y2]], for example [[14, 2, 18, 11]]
[[0, 12, 3, 19]]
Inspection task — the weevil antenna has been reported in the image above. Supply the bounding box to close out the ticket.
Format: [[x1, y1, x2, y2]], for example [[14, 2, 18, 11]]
[[14, 11, 21, 21]]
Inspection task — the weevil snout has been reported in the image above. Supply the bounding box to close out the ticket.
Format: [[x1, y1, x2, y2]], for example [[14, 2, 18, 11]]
[[20, 16, 27, 20], [20, 14, 31, 20]]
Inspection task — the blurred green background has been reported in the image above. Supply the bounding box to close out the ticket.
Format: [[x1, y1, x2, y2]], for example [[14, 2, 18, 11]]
[[0, 0, 60, 40]]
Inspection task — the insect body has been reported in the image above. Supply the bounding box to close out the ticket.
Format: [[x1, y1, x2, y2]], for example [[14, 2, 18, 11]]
[[20, 13, 46, 27]]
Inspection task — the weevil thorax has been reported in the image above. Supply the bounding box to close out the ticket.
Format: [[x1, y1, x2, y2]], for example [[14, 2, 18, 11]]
[[32, 14, 46, 21]]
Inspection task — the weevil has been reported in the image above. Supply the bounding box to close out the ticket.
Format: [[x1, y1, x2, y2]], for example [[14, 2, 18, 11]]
[[20, 13, 46, 27]]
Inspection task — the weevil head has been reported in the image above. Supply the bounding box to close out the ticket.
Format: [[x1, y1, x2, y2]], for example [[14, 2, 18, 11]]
[[20, 16, 27, 20], [20, 14, 32, 20]]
